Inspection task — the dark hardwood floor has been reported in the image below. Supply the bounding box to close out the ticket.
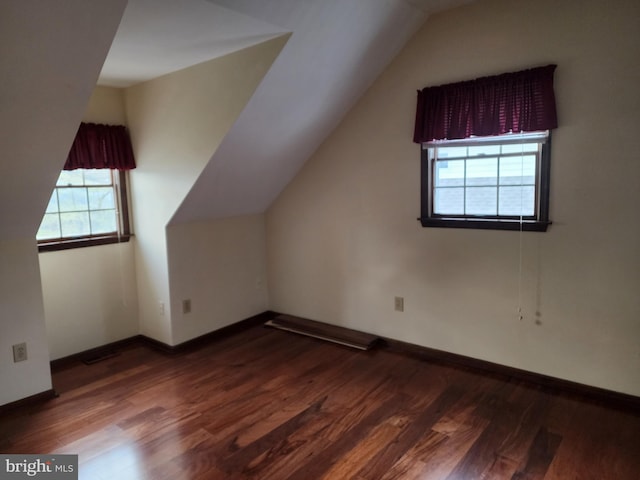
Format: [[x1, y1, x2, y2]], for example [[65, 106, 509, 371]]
[[1, 325, 639, 479]]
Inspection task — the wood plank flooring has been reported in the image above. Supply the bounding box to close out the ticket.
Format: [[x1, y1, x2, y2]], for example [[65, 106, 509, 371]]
[[1, 325, 639, 479]]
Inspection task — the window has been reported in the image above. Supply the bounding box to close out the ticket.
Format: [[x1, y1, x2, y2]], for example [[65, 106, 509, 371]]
[[420, 131, 551, 231], [413, 65, 558, 231], [37, 168, 131, 251], [37, 122, 136, 251]]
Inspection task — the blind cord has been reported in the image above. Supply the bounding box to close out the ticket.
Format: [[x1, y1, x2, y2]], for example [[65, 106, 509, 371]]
[[518, 139, 525, 321]]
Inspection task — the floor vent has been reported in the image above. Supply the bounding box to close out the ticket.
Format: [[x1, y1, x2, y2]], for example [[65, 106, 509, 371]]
[[265, 314, 379, 351]]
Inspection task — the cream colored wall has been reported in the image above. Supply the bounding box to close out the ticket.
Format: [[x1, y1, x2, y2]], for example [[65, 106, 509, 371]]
[[125, 36, 288, 345], [167, 215, 268, 345], [266, 0, 640, 396], [39, 243, 138, 360], [38, 87, 139, 361], [0, 239, 52, 405], [82, 86, 127, 125]]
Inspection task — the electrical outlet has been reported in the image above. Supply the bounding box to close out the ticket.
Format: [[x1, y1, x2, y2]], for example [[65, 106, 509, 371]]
[[182, 299, 191, 314], [394, 296, 404, 312], [159, 302, 165, 316], [13, 343, 27, 362]]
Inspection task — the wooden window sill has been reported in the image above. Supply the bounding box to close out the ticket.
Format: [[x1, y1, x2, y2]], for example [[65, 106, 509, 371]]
[[419, 218, 551, 232], [38, 234, 131, 252]]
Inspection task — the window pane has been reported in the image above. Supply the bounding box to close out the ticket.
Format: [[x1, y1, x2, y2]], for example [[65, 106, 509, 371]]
[[84, 169, 112, 186], [499, 186, 535, 216], [425, 133, 549, 228], [436, 146, 467, 158], [466, 187, 497, 215], [60, 212, 90, 237], [90, 210, 117, 234], [466, 158, 497, 186], [37, 213, 61, 240], [57, 170, 84, 186], [501, 142, 539, 154], [434, 187, 464, 214], [57, 188, 88, 212], [435, 160, 464, 187], [44, 192, 58, 213], [468, 144, 500, 157], [88, 187, 115, 210], [37, 167, 128, 247], [499, 155, 536, 185]]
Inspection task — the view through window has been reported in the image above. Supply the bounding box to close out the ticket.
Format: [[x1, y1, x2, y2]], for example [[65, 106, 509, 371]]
[[421, 131, 550, 231], [37, 169, 126, 245]]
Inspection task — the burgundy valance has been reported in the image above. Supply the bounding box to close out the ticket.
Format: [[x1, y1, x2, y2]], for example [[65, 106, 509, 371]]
[[64, 122, 136, 170], [413, 65, 558, 143]]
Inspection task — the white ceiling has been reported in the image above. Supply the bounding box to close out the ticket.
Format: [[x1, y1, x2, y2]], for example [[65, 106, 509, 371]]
[[99, 0, 288, 86], [99, 0, 472, 223]]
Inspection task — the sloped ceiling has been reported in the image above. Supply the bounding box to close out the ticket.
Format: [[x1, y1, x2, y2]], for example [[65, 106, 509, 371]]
[[172, 0, 473, 223], [0, 0, 128, 240], [97, 0, 472, 224], [99, 0, 288, 87]]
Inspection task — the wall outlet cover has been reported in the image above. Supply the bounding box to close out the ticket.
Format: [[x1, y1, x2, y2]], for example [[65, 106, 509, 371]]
[[182, 299, 192, 314], [13, 342, 27, 362], [394, 296, 404, 312]]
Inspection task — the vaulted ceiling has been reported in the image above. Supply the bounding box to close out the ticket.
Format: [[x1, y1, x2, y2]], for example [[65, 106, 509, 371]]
[[99, 0, 473, 224]]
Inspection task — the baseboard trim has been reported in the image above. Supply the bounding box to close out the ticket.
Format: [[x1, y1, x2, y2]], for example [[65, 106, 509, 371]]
[[50, 311, 279, 370], [0, 389, 57, 414], [44, 310, 639, 413], [11, 313, 275, 411], [380, 337, 640, 412], [51, 336, 143, 372], [263, 314, 639, 412], [139, 310, 279, 354]]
